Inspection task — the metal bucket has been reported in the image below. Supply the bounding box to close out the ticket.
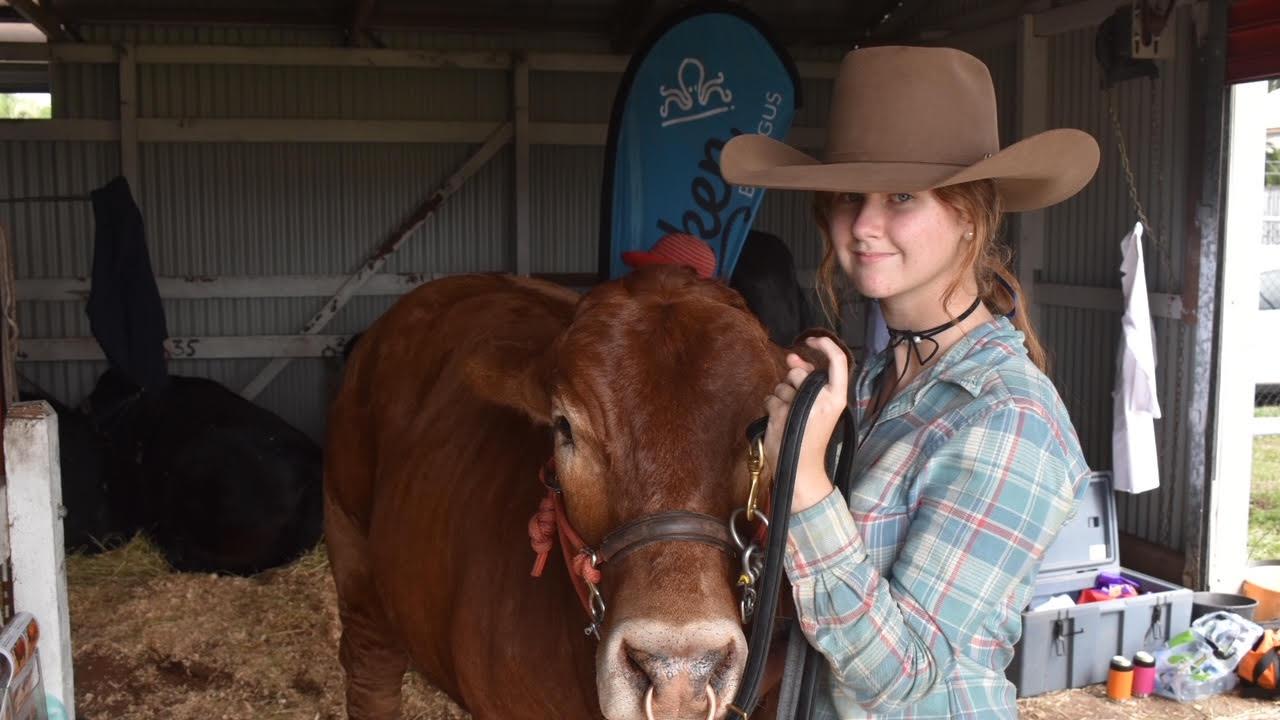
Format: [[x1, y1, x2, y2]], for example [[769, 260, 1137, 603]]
[[1190, 591, 1259, 622]]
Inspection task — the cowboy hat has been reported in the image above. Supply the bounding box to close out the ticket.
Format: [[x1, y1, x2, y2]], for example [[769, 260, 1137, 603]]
[[720, 45, 1099, 212]]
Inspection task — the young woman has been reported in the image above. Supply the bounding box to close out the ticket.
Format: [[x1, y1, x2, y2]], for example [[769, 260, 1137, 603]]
[[721, 46, 1100, 718]]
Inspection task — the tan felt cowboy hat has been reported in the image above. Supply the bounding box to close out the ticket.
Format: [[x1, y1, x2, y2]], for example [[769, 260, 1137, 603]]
[[720, 45, 1100, 212]]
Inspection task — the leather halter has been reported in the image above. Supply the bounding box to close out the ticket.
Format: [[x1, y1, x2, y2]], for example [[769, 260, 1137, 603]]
[[529, 459, 737, 635]]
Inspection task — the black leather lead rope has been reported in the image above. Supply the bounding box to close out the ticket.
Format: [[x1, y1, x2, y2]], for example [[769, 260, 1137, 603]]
[[791, 404, 857, 720], [727, 371, 857, 719]]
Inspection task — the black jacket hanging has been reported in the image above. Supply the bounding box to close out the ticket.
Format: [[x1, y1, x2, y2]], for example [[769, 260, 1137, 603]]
[[87, 176, 170, 392]]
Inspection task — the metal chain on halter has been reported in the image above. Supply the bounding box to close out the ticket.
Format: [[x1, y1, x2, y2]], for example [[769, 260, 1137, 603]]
[[1108, 80, 1187, 497], [730, 433, 768, 623]]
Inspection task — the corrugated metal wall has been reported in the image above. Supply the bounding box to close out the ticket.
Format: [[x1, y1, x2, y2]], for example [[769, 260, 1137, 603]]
[[1041, 12, 1199, 552], [3, 11, 1204, 553], [4, 23, 831, 442]]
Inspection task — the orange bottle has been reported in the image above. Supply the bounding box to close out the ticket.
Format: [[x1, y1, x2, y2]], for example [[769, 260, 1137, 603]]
[[1107, 655, 1134, 701]]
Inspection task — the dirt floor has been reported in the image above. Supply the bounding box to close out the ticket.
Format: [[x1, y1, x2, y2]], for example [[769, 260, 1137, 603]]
[[66, 540, 1280, 720]]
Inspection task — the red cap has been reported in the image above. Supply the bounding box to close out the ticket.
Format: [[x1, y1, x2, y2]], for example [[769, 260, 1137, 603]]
[[621, 233, 717, 279]]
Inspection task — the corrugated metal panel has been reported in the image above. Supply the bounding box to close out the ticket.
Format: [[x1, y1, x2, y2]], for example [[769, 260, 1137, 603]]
[[138, 142, 511, 276], [974, 43, 1018, 148], [530, 71, 617, 124], [139, 64, 510, 120], [10, 26, 524, 438], [906, 0, 1013, 33], [12, 15, 1204, 506], [0, 141, 117, 277], [752, 187, 823, 271], [1040, 13, 1197, 551], [1045, 16, 1193, 290], [530, 145, 601, 273], [1041, 306, 1190, 551]]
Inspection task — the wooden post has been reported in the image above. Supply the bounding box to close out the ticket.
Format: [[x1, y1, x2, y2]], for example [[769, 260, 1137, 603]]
[[0, 226, 17, 409], [1207, 80, 1267, 593], [118, 43, 140, 197], [239, 122, 514, 400], [513, 55, 531, 277], [1016, 14, 1048, 326], [5, 402, 75, 718]]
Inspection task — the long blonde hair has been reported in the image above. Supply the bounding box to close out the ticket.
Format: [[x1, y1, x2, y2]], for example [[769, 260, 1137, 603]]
[[812, 180, 1049, 372]]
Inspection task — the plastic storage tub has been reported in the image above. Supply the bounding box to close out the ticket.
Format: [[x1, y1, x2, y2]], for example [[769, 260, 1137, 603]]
[[1007, 472, 1192, 698]]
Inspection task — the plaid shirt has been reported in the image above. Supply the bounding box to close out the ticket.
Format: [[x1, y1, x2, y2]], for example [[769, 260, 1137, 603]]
[[783, 317, 1090, 719]]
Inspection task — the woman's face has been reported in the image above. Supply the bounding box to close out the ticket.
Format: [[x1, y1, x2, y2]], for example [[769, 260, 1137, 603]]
[[826, 190, 972, 305]]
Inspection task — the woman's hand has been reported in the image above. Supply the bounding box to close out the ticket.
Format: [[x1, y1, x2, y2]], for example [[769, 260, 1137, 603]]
[[763, 336, 849, 513]]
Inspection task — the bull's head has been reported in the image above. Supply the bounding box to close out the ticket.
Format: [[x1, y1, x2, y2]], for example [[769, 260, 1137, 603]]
[[466, 266, 843, 720]]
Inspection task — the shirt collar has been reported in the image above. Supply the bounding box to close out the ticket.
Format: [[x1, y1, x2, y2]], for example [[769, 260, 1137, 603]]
[[860, 316, 1026, 406]]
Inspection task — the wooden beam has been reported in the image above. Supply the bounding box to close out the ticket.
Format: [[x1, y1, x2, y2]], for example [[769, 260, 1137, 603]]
[[367, 8, 610, 36], [137, 118, 503, 144], [16, 273, 445, 301], [912, 19, 1019, 52], [17, 335, 354, 362], [240, 122, 514, 400], [0, 117, 826, 148], [34, 6, 334, 27], [1017, 15, 1048, 327], [513, 55, 530, 277], [0, 43, 841, 78], [525, 52, 628, 73], [118, 43, 139, 196], [0, 42, 113, 63], [14, 273, 602, 303], [869, 0, 936, 41], [6, 0, 73, 42], [134, 44, 512, 70], [1034, 283, 1183, 319], [0, 119, 116, 141]]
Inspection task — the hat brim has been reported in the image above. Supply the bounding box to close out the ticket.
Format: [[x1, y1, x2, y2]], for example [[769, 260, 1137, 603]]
[[720, 129, 1099, 212], [621, 251, 670, 269]]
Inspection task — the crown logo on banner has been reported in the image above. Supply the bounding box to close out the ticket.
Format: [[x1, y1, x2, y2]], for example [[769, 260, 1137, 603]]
[[659, 58, 734, 128]]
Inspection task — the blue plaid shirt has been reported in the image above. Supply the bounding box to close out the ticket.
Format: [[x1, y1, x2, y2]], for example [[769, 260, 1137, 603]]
[[783, 317, 1089, 719]]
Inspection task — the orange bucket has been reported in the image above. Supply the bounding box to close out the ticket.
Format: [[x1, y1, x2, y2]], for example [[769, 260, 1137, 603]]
[[1242, 563, 1280, 622]]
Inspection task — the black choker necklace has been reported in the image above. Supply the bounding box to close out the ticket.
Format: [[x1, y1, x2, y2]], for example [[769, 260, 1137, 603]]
[[885, 297, 983, 367]]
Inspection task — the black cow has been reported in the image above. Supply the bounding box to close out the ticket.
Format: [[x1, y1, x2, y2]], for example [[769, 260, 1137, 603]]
[[83, 369, 323, 575], [18, 391, 134, 554], [730, 230, 821, 345]]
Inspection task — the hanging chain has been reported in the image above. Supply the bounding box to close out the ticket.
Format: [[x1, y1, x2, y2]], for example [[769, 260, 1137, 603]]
[[1107, 88, 1177, 283], [1108, 81, 1187, 523]]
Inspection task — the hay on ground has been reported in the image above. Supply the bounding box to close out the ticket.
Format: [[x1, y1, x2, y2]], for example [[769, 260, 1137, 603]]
[[65, 538, 1280, 719]]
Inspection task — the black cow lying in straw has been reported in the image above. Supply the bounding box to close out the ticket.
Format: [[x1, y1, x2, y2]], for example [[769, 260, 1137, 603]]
[[18, 392, 133, 554], [84, 369, 323, 575]]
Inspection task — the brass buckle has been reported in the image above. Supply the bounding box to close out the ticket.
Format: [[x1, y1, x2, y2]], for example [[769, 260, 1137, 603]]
[[746, 435, 764, 520]]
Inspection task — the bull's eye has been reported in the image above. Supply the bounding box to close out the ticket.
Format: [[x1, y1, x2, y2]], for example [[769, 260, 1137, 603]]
[[554, 416, 574, 448]]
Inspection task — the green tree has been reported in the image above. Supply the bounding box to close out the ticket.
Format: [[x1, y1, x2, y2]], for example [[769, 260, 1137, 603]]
[[0, 93, 52, 119], [1269, 145, 1280, 188]]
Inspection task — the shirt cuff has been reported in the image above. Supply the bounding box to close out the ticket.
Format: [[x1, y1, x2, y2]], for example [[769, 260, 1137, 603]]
[[783, 488, 867, 580]]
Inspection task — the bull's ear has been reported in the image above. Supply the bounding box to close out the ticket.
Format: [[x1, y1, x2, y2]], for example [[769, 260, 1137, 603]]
[[462, 335, 556, 427], [785, 328, 853, 376]]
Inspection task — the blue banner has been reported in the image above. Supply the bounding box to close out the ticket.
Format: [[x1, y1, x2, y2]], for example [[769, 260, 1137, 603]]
[[599, 7, 800, 282]]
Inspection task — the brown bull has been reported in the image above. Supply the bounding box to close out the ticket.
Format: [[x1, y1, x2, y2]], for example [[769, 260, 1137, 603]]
[[326, 266, 808, 720]]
